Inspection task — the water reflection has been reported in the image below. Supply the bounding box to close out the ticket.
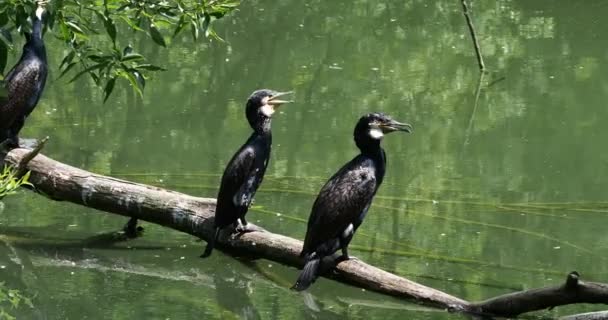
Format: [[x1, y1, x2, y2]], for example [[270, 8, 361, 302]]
[[214, 263, 262, 320]]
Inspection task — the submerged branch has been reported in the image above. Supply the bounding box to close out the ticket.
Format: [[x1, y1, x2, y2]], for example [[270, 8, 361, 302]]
[[467, 272, 608, 317], [4, 148, 608, 317], [460, 0, 485, 71]]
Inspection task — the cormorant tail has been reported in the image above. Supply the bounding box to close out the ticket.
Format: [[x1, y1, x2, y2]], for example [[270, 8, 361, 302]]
[[291, 257, 321, 291], [201, 227, 220, 258]]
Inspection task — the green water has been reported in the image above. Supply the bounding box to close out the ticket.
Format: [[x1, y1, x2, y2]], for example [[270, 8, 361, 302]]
[[2, 0, 608, 318]]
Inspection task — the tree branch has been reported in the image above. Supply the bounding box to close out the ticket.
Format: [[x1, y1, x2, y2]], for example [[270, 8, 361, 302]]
[[468, 272, 608, 317], [460, 0, 485, 72]]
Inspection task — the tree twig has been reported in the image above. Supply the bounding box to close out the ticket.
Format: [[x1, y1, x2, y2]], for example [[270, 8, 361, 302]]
[[16, 136, 48, 176]]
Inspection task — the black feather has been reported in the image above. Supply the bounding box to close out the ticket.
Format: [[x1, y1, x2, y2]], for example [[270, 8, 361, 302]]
[[293, 113, 411, 290], [292, 256, 321, 291], [0, 8, 47, 148], [202, 89, 284, 257]]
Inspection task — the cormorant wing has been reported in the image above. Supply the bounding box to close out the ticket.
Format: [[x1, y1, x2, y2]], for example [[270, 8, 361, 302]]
[[302, 160, 378, 255], [231, 144, 268, 208]]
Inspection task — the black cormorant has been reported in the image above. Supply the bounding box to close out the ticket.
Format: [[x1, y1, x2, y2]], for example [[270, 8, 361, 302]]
[[201, 89, 293, 258], [292, 112, 412, 291], [0, 3, 48, 149]]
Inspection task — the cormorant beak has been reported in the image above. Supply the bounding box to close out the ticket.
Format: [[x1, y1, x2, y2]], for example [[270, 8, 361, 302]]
[[267, 91, 294, 107], [380, 120, 413, 134]]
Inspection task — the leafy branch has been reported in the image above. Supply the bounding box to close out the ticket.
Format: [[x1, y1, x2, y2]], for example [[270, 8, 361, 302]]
[[0, 165, 31, 199], [0, 282, 34, 320], [0, 0, 240, 100]]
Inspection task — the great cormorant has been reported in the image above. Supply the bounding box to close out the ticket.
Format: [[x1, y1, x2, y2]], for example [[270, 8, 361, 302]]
[[292, 112, 412, 291], [0, 3, 48, 149], [201, 89, 293, 258]]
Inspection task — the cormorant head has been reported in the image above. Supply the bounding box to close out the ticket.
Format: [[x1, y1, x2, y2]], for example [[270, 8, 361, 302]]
[[245, 89, 293, 131], [354, 112, 412, 152]]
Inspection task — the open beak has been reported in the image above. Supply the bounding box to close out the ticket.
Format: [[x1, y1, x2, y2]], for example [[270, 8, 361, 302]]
[[267, 91, 294, 106], [380, 120, 413, 133]]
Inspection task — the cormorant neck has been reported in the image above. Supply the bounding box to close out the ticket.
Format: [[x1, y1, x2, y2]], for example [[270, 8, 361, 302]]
[[23, 18, 46, 60], [32, 17, 43, 39], [355, 136, 383, 156], [252, 117, 272, 135]]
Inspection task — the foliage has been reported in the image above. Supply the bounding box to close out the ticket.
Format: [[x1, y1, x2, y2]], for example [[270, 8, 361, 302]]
[[0, 166, 31, 199], [0, 0, 240, 101], [0, 282, 33, 320]]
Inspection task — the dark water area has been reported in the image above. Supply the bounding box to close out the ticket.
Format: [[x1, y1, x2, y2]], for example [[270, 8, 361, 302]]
[[1, 0, 608, 318]]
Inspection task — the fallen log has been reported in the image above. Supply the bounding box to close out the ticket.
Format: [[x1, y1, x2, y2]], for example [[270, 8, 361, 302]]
[[4, 147, 608, 317], [3, 148, 467, 310]]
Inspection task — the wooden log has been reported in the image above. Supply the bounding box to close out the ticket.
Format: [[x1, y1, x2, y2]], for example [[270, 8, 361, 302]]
[[3, 148, 468, 310], [5, 148, 608, 317]]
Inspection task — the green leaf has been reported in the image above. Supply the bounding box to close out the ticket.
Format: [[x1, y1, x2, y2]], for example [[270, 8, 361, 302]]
[[119, 16, 144, 32], [172, 15, 186, 38], [65, 21, 85, 35], [201, 13, 211, 38], [190, 19, 198, 40], [0, 85, 7, 100], [119, 70, 142, 98], [103, 77, 116, 103], [121, 53, 144, 62], [0, 42, 6, 76], [59, 51, 76, 70], [0, 29, 11, 49], [134, 64, 166, 71], [68, 62, 109, 83], [58, 61, 77, 79], [95, 11, 117, 45], [131, 69, 145, 91], [149, 24, 166, 47]]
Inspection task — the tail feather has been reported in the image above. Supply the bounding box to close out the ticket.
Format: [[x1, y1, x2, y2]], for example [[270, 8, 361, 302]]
[[292, 257, 321, 291], [201, 227, 220, 258]]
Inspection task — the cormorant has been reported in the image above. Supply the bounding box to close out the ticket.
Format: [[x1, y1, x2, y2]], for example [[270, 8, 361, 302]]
[[292, 112, 412, 291], [0, 3, 48, 149], [201, 89, 293, 258]]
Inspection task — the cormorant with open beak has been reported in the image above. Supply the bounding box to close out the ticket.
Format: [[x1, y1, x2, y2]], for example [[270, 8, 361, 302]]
[[0, 2, 48, 149], [292, 112, 412, 291], [201, 89, 293, 258]]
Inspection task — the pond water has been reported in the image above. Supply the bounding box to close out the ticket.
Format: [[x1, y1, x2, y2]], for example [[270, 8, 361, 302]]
[[2, 0, 608, 319]]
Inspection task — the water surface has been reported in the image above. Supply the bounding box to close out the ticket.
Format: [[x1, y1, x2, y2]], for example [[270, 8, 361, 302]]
[[2, 0, 608, 319]]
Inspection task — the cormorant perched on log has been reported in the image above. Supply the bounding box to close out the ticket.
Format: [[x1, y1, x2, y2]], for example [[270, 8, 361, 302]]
[[0, 2, 48, 149], [201, 89, 293, 258], [292, 112, 412, 291]]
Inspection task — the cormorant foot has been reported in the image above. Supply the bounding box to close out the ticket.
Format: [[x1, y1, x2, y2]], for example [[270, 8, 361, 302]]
[[235, 224, 251, 234], [336, 255, 359, 264], [123, 218, 143, 238]]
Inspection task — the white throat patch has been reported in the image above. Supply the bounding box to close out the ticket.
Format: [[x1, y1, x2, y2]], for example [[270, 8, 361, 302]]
[[36, 7, 45, 20], [369, 128, 384, 139], [260, 104, 274, 117]]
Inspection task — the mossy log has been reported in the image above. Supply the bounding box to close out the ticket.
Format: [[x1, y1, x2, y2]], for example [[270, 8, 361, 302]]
[[4, 148, 608, 317]]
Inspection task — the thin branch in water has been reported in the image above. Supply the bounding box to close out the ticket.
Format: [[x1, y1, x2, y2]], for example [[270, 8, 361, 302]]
[[460, 0, 485, 71], [462, 72, 485, 149]]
